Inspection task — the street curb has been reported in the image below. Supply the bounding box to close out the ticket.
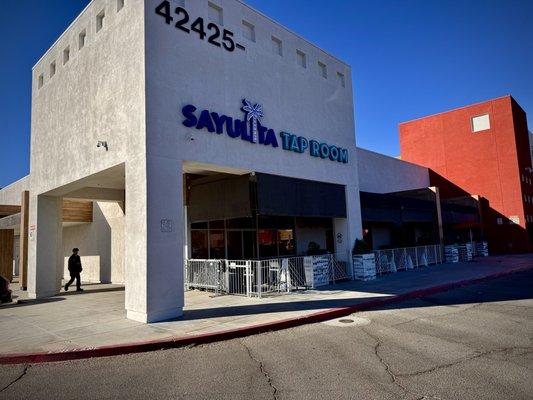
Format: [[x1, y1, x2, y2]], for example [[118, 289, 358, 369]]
[[1, 263, 532, 365]]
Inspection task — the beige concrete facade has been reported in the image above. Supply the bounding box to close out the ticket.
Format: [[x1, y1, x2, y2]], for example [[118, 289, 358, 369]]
[[1, 0, 371, 323], [28, 0, 146, 318], [356, 147, 430, 194], [0, 176, 29, 206]]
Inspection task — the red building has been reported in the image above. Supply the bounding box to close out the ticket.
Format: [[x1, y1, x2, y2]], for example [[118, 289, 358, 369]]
[[399, 95, 533, 254]]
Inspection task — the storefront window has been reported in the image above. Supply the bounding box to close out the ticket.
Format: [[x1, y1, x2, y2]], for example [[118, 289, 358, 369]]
[[190, 217, 296, 259], [227, 231, 242, 259], [278, 229, 295, 256], [191, 230, 208, 259], [258, 229, 277, 258], [243, 231, 257, 259], [209, 230, 225, 259]]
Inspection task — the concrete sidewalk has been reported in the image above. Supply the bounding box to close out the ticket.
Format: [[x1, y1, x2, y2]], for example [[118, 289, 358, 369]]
[[1, 254, 532, 358]]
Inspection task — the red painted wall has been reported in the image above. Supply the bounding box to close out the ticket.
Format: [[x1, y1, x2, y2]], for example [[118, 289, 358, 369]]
[[399, 96, 532, 253]]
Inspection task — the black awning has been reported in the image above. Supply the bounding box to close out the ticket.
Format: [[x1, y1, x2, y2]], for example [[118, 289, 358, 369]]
[[360, 191, 437, 224], [256, 173, 346, 218], [188, 175, 252, 222]]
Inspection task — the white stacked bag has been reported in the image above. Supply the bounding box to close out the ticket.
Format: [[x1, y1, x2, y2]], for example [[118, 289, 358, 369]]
[[458, 243, 473, 262], [303, 256, 330, 288], [353, 253, 377, 281], [475, 241, 489, 257], [444, 245, 459, 263]]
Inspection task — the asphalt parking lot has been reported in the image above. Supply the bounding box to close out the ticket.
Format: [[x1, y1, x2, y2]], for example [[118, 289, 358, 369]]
[[1, 269, 532, 400]]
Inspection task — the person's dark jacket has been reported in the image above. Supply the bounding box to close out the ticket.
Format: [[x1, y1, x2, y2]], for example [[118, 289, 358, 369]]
[[68, 254, 82, 274]]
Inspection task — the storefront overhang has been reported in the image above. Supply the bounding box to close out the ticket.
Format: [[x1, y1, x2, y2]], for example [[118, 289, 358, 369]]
[[188, 174, 252, 222], [187, 173, 347, 223], [360, 191, 436, 225], [441, 198, 481, 225], [255, 173, 346, 218]]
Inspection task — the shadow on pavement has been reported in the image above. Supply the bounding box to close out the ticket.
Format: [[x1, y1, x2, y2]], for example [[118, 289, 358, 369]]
[[0, 297, 65, 310], [59, 286, 125, 297], [174, 269, 533, 322], [1, 286, 125, 309]]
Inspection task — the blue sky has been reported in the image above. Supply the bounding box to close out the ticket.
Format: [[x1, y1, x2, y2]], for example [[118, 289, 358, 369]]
[[1, 0, 532, 187]]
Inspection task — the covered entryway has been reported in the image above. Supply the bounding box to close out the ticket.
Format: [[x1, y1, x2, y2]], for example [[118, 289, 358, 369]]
[[27, 164, 126, 301]]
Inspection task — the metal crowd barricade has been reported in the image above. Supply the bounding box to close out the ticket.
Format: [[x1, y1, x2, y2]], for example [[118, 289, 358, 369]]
[[328, 253, 351, 283], [184, 252, 352, 298], [252, 256, 309, 298], [286, 256, 309, 289], [373, 244, 443, 276], [225, 260, 252, 296], [185, 247, 446, 296], [393, 248, 407, 271], [184, 259, 224, 295], [374, 249, 395, 274]]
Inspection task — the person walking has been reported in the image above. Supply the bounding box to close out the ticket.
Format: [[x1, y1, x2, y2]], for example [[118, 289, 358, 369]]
[[65, 248, 83, 292]]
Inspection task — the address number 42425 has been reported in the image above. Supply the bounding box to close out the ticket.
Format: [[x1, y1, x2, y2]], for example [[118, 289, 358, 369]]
[[155, 0, 241, 53]]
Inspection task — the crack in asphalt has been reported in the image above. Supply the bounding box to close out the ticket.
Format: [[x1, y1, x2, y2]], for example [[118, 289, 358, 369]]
[[241, 340, 278, 400], [397, 347, 533, 378], [0, 364, 30, 393], [360, 327, 411, 398], [390, 302, 483, 328], [388, 322, 479, 351], [358, 327, 525, 400], [484, 349, 533, 371]]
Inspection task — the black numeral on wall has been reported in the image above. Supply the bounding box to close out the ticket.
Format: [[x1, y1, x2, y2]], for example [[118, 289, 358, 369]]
[[222, 29, 235, 52], [155, 1, 242, 54], [207, 23, 221, 47], [175, 7, 190, 33], [155, 0, 173, 24], [191, 17, 206, 40]]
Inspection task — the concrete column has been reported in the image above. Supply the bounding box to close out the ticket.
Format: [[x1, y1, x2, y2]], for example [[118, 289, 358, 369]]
[[125, 156, 184, 323], [334, 184, 363, 276], [27, 195, 63, 298], [19, 190, 29, 290]]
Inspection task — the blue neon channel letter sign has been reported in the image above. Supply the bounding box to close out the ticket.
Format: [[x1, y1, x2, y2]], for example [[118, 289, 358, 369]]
[[181, 99, 348, 164]]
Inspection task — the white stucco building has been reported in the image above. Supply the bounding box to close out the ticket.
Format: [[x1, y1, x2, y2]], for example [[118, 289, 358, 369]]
[[1, 0, 364, 323], [0, 0, 438, 323]]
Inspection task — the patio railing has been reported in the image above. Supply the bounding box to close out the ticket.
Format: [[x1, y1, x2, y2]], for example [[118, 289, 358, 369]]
[[186, 245, 456, 296], [185, 253, 351, 298], [373, 244, 443, 275]]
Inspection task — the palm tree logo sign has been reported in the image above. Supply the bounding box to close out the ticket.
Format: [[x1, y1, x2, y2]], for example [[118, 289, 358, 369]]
[[242, 99, 264, 143]]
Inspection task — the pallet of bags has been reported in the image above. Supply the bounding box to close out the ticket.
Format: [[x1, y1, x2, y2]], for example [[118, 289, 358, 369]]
[[475, 241, 489, 257], [458, 243, 473, 262], [444, 245, 459, 263], [353, 254, 377, 281]]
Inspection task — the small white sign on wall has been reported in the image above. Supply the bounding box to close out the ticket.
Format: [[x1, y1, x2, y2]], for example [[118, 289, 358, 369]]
[[160, 219, 173, 233]]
